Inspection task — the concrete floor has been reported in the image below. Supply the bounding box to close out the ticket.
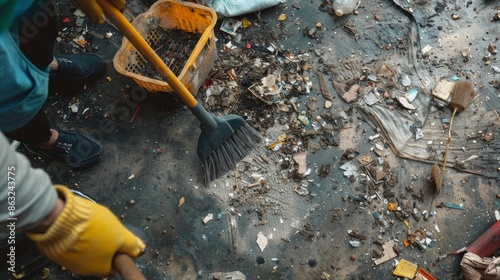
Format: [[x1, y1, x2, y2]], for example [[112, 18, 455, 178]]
[[1, 0, 499, 279]]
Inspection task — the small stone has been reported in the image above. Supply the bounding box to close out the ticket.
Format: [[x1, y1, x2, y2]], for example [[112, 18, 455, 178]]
[[350, 255, 356, 261], [325, 100, 333, 108], [483, 132, 494, 142], [130, 199, 136, 206], [488, 44, 497, 55], [452, 14, 461, 20]]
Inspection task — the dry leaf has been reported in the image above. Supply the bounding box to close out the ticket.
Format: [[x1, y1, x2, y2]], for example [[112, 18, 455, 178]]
[[178, 196, 185, 207], [312, 67, 333, 102], [278, 14, 287, 21]]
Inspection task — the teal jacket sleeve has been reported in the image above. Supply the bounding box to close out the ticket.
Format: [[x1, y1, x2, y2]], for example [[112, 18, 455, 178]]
[[0, 133, 57, 231]]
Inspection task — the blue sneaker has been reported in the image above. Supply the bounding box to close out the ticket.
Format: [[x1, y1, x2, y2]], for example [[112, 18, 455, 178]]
[[24, 129, 103, 168], [49, 53, 104, 82]]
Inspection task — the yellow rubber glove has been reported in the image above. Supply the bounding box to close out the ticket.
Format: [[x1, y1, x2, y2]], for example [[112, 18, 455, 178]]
[[75, 0, 125, 24], [25, 185, 145, 277]]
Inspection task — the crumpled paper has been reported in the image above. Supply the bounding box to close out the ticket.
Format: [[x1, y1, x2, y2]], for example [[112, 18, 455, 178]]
[[197, 0, 285, 17]]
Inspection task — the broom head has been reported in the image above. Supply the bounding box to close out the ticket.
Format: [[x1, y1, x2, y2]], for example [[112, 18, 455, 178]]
[[450, 81, 477, 113], [198, 114, 262, 183], [430, 163, 443, 194]]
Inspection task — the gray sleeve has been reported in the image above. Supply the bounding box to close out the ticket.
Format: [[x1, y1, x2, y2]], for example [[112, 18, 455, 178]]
[[0, 133, 57, 231]]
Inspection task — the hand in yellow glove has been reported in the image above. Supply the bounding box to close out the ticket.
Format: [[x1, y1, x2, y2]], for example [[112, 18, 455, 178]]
[[75, 0, 125, 24], [25, 185, 145, 277]]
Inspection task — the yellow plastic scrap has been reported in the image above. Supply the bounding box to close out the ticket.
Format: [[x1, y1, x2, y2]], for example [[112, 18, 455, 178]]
[[242, 18, 252, 28], [268, 133, 286, 149], [278, 14, 287, 21], [393, 259, 418, 279], [404, 219, 410, 229], [388, 202, 396, 211], [321, 271, 331, 279]]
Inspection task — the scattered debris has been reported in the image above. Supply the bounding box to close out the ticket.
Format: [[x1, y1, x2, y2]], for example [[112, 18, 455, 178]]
[[203, 213, 214, 224], [209, 271, 246, 280], [374, 240, 398, 265], [349, 240, 361, 247], [293, 152, 307, 175], [432, 80, 454, 101], [256, 232, 268, 252], [178, 196, 185, 207], [340, 161, 357, 177], [441, 202, 465, 210], [393, 259, 418, 278], [221, 18, 242, 35], [152, 147, 164, 154]]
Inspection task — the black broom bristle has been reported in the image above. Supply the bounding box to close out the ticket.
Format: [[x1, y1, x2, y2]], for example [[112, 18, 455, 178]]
[[204, 122, 262, 183]]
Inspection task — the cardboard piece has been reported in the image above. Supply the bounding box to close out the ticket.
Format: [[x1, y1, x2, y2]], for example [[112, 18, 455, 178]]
[[432, 80, 454, 101], [374, 240, 398, 265]]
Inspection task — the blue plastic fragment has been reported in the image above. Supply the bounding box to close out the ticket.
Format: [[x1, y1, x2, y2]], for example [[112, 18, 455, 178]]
[[443, 202, 465, 210], [449, 75, 460, 81]]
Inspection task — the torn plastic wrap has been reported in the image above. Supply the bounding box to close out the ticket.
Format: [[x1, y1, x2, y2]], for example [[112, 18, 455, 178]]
[[197, 0, 285, 17]]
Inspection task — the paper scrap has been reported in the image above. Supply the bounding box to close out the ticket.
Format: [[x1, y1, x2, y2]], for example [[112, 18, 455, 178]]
[[203, 213, 213, 224], [293, 152, 307, 175], [256, 232, 268, 252], [374, 240, 397, 265]]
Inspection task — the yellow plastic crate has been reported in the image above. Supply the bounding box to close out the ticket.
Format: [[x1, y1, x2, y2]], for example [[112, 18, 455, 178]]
[[113, 0, 217, 94]]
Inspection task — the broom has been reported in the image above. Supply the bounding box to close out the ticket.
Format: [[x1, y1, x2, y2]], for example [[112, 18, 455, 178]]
[[430, 81, 476, 193], [99, 0, 262, 183]]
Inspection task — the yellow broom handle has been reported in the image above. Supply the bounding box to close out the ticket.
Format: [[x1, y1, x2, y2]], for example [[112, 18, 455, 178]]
[[97, 0, 198, 108]]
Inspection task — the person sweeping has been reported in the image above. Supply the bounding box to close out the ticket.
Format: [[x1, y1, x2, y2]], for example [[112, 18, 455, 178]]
[[0, 0, 145, 278]]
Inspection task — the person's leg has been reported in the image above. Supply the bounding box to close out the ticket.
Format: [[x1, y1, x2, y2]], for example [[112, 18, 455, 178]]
[[18, 0, 104, 81], [4, 110, 55, 146], [10, 0, 104, 168], [17, 0, 57, 71], [5, 109, 103, 168]]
